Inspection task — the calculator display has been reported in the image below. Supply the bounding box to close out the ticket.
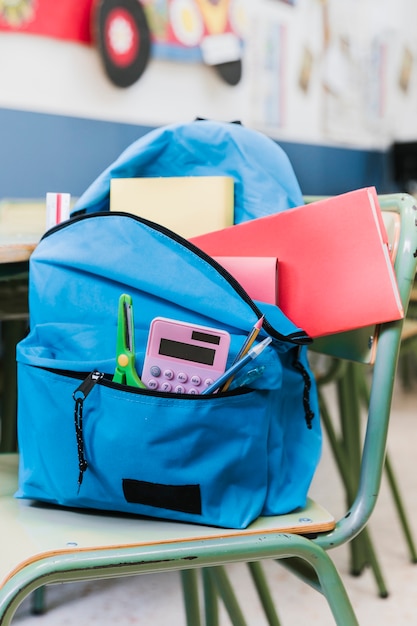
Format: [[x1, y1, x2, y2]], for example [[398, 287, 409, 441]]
[[159, 338, 216, 365]]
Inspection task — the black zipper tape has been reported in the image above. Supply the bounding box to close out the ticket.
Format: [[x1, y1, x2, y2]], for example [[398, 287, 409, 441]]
[[41, 366, 252, 400], [40, 211, 312, 346]]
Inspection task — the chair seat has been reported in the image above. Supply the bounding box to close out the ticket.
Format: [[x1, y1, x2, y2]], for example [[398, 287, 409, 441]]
[[0, 453, 335, 588]]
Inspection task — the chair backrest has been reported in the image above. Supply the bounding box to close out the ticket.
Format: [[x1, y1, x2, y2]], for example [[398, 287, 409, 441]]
[[312, 192, 417, 549]]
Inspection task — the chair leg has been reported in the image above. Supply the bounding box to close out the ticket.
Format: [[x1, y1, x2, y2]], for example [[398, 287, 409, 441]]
[[358, 364, 417, 564], [247, 562, 282, 626], [277, 545, 360, 626], [355, 528, 388, 598], [340, 366, 374, 579], [385, 454, 417, 563], [180, 570, 202, 626], [202, 568, 219, 626], [319, 363, 389, 597], [208, 549, 359, 626], [30, 587, 46, 615], [308, 552, 360, 626], [206, 567, 248, 626], [320, 376, 384, 585]]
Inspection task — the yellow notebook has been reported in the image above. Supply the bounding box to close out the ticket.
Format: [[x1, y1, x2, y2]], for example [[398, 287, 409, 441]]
[[110, 176, 234, 238]]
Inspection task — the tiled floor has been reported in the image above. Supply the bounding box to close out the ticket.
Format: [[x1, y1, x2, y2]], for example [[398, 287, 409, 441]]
[[10, 377, 417, 625]]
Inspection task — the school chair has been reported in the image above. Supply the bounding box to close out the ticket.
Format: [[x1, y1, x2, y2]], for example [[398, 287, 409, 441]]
[[199, 193, 417, 624], [304, 195, 417, 598], [0, 192, 416, 626]]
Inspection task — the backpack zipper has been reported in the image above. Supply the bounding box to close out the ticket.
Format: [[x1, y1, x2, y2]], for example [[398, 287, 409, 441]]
[[73, 370, 105, 490], [69, 368, 250, 400], [40, 211, 311, 345]]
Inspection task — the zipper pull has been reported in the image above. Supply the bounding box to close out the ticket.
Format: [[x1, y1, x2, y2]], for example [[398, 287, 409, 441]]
[[73, 371, 103, 492], [73, 370, 104, 401]]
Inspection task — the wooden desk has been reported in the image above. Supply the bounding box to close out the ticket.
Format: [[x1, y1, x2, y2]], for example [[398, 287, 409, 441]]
[[0, 237, 37, 265], [0, 234, 39, 314], [0, 198, 45, 277]]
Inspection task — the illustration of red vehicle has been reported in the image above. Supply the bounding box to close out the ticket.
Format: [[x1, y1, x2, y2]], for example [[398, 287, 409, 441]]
[[0, 0, 244, 87]]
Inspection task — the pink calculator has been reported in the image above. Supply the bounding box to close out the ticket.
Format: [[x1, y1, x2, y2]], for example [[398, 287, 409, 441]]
[[142, 317, 231, 394]]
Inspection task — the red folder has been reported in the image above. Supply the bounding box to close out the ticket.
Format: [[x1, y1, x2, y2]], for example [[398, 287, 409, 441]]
[[191, 188, 404, 338]]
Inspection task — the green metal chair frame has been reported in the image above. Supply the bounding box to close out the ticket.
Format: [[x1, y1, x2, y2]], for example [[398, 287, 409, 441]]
[[307, 195, 417, 598], [0, 193, 416, 626]]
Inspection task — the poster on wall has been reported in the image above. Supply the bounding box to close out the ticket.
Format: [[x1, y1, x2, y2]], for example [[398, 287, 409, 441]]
[[144, 0, 246, 85], [319, 0, 390, 144], [0, 0, 246, 87], [248, 15, 286, 132]]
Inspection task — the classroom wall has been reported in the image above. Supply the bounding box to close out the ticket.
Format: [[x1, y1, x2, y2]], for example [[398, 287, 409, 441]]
[[0, 106, 391, 199], [1, 0, 416, 198]]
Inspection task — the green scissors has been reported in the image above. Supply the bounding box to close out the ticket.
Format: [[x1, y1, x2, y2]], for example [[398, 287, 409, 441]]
[[112, 293, 146, 388]]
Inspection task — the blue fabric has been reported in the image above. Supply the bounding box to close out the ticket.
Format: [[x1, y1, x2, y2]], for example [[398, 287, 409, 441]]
[[72, 119, 304, 224], [16, 213, 321, 528]]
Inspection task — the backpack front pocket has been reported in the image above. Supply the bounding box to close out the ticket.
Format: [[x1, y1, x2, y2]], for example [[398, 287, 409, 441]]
[[16, 363, 272, 529]]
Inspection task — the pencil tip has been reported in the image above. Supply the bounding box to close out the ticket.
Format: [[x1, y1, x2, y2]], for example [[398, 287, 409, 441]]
[[255, 315, 265, 329]]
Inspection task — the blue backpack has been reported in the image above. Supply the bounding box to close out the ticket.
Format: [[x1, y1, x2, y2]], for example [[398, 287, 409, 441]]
[[16, 121, 321, 529]]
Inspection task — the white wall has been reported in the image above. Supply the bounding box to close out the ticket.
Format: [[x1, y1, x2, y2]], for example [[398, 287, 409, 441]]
[[1, 0, 417, 149]]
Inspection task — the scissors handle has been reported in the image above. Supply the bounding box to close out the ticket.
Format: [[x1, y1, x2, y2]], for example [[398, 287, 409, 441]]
[[113, 294, 146, 389]]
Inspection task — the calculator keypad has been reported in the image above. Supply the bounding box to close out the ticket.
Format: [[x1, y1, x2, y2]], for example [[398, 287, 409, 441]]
[[143, 364, 216, 394]]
